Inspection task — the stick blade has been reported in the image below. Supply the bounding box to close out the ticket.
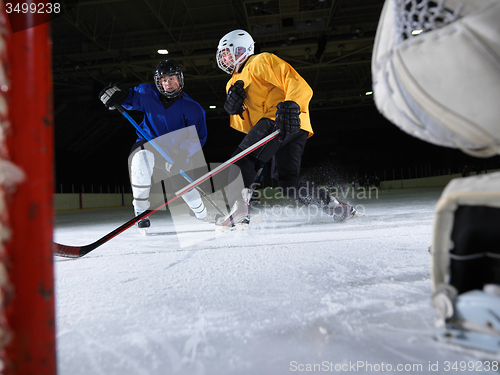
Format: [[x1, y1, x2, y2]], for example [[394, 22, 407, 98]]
[[53, 243, 83, 258]]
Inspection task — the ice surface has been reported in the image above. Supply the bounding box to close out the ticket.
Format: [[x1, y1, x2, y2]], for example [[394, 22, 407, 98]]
[[54, 188, 499, 374]]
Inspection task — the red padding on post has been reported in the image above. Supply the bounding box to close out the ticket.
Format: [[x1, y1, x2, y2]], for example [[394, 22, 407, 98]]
[[3, 12, 57, 375]]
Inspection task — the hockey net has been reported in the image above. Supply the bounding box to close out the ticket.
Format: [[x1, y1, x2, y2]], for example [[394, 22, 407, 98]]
[[0, 3, 56, 374]]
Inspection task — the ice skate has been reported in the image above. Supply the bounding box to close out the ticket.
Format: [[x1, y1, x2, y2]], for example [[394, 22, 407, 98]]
[[137, 217, 150, 235], [333, 203, 360, 222], [189, 209, 221, 223], [432, 284, 500, 353], [200, 212, 222, 223], [215, 200, 250, 236], [249, 190, 261, 207], [326, 196, 362, 222], [215, 188, 252, 236]]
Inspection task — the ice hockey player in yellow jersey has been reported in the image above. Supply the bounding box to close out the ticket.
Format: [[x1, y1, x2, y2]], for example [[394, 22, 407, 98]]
[[214, 29, 359, 233]]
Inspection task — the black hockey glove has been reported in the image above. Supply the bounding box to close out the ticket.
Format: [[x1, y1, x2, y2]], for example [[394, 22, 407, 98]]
[[274, 100, 301, 142], [224, 80, 246, 116], [99, 83, 129, 110], [166, 148, 189, 176]]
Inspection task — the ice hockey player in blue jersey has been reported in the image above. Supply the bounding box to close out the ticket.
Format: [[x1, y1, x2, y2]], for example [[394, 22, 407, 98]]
[[99, 60, 218, 230]]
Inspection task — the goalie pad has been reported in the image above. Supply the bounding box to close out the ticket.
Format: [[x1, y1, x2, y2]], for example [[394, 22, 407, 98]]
[[430, 172, 500, 352], [431, 171, 500, 293], [372, 0, 500, 157]]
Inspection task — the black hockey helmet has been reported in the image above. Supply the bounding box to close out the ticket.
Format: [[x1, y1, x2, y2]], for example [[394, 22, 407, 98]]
[[154, 59, 184, 98]]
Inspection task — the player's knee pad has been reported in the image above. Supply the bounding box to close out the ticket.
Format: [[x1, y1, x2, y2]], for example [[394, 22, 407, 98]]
[[130, 150, 155, 211], [372, 0, 500, 157], [130, 149, 155, 185]]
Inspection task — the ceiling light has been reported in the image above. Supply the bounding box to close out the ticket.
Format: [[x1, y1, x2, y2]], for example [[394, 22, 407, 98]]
[[412, 29, 422, 35], [365, 91, 373, 95], [209, 105, 216, 109], [157, 49, 169, 55]]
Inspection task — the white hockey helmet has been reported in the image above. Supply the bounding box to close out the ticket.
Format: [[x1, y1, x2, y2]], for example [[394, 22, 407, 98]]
[[216, 30, 255, 74]]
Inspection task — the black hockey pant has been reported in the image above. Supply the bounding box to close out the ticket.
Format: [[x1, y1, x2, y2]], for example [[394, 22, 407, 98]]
[[227, 118, 308, 206]]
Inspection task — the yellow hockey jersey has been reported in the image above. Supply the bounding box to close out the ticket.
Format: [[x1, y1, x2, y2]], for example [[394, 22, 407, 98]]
[[226, 52, 314, 137]]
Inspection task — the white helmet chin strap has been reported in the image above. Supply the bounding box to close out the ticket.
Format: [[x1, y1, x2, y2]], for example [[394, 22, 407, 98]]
[[233, 55, 248, 73]]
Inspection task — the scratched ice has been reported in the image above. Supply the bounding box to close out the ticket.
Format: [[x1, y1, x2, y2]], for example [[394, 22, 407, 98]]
[[54, 187, 499, 375]]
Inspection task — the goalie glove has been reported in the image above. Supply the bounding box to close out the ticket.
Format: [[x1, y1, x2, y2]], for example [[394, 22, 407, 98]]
[[99, 83, 129, 110], [224, 80, 246, 116], [372, 0, 500, 157], [274, 101, 301, 142]]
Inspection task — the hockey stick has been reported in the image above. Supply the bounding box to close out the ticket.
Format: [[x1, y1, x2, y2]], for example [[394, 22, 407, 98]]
[[116, 105, 225, 216], [54, 130, 280, 258]]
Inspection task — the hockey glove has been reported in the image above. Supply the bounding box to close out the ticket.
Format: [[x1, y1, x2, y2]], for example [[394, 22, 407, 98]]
[[165, 148, 189, 176], [274, 100, 301, 142], [99, 83, 129, 110], [224, 80, 246, 116]]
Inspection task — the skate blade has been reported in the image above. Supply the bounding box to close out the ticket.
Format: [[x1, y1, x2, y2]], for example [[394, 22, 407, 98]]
[[346, 211, 364, 220], [215, 225, 231, 237], [215, 223, 249, 237], [335, 211, 364, 222]]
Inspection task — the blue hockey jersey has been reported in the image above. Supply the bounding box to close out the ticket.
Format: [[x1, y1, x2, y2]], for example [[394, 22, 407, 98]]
[[122, 83, 207, 158]]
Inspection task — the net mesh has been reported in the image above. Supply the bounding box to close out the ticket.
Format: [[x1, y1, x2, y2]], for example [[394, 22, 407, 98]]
[[397, 0, 462, 41]]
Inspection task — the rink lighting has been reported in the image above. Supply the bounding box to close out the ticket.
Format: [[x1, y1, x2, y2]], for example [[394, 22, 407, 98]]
[[412, 29, 422, 35], [209, 105, 217, 109], [365, 91, 373, 95], [157, 49, 169, 54]]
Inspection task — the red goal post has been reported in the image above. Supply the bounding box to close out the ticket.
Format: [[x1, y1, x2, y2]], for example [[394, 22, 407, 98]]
[[0, 2, 56, 375]]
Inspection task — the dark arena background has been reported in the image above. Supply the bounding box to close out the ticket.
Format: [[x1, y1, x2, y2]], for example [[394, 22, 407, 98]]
[[51, 0, 500, 193]]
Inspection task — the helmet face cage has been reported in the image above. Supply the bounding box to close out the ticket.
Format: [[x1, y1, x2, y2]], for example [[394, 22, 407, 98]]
[[154, 61, 184, 98], [216, 30, 254, 74]]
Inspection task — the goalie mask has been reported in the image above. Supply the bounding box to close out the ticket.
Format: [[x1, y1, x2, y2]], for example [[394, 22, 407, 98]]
[[216, 30, 255, 74], [154, 60, 184, 98]]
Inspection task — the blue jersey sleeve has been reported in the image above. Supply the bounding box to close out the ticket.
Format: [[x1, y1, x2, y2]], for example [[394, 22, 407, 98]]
[[121, 83, 151, 112]]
